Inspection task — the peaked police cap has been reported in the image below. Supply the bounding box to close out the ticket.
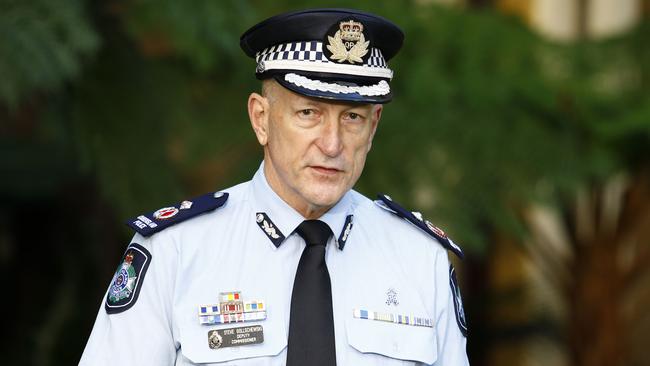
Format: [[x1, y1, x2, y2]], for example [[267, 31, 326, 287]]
[[240, 8, 404, 104]]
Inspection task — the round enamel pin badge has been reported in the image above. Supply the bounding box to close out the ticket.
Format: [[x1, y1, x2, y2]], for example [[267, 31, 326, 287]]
[[153, 207, 179, 220], [426, 220, 448, 239]]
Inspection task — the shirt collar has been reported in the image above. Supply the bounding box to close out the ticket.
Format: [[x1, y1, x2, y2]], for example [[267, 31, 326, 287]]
[[250, 162, 355, 250]]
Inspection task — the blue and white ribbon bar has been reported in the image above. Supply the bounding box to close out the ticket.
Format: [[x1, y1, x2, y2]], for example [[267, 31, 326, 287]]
[[353, 308, 433, 328], [199, 311, 267, 325], [199, 304, 221, 316]]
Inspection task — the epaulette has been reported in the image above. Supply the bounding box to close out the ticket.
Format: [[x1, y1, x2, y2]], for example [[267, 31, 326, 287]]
[[374, 194, 464, 259], [126, 192, 229, 237]]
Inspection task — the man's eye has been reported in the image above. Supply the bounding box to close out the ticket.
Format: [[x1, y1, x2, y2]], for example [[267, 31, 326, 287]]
[[299, 109, 315, 116], [345, 112, 364, 121]]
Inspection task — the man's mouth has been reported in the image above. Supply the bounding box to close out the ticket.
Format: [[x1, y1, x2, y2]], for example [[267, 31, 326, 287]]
[[310, 166, 343, 175]]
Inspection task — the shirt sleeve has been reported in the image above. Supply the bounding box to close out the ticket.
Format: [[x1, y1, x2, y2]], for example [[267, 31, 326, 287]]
[[79, 232, 179, 366], [431, 250, 470, 366]]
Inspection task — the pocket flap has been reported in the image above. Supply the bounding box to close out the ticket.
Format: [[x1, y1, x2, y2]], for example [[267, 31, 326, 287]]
[[346, 315, 437, 364]]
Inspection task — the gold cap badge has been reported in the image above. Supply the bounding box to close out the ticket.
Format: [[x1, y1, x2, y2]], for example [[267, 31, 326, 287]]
[[326, 19, 369, 64]]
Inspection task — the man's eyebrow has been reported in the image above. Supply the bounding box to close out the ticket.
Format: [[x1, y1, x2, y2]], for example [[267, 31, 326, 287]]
[[290, 99, 322, 108], [344, 104, 373, 111]]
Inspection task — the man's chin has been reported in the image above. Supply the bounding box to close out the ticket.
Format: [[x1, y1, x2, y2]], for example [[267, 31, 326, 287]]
[[305, 188, 346, 208]]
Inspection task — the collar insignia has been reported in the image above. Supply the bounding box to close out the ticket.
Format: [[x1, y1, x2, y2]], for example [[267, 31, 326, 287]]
[[255, 212, 285, 247], [337, 215, 354, 250]]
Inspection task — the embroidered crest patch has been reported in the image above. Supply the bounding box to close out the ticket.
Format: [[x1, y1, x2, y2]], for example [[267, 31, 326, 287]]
[[449, 264, 468, 337], [105, 243, 151, 314]]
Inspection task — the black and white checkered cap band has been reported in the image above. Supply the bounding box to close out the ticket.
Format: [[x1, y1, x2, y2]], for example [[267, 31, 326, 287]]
[[255, 41, 393, 79]]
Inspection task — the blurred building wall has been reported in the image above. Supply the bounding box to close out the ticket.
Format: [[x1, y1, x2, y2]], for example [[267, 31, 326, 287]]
[[588, 0, 641, 38], [498, 0, 642, 41]]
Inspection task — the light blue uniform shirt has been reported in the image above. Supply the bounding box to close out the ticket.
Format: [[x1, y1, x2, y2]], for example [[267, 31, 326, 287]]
[[80, 164, 469, 365]]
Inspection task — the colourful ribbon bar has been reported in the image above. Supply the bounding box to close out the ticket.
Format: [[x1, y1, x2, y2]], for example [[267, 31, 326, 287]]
[[353, 308, 433, 328], [199, 310, 267, 325]]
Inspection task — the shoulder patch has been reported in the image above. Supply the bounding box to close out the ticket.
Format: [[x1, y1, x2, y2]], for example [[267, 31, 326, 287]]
[[450, 264, 468, 337], [105, 243, 151, 314], [126, 192, 229, 237], [375, 194, 464, 259]]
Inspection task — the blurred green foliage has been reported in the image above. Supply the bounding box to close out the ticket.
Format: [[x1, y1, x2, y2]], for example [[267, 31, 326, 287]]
[[2, 0, 648, 249], [1, 1, 649, 364], [0, 0, 98, 107]]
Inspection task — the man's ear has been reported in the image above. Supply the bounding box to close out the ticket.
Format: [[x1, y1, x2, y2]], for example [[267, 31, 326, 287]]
[[367, 104, 383, 152], [248, 92, 270, 146]]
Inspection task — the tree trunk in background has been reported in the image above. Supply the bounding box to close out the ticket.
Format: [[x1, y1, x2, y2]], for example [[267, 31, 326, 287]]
[[568, 172, 650, 366], [570, 226, 624, 366], [488, 172, 650, 366]]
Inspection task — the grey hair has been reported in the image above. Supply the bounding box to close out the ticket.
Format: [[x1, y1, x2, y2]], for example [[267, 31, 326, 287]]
[[261, 79, 279, 104]]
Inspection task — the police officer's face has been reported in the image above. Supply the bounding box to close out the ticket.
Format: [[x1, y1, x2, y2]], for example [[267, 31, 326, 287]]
[[249, 81, 382, 218]]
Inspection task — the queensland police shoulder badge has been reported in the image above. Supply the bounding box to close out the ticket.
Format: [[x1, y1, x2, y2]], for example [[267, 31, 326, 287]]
[[105, 243, 152, 314], [325, 19, 370, 64], [449, 264, 468, 337]]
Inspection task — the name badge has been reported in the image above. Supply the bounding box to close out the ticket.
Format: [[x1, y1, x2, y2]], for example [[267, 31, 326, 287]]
[[208, 325, 264, 349]]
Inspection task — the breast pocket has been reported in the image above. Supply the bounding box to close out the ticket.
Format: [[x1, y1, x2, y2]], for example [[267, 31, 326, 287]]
[[346, 315, 438, 365], [177, 316, 287, 365]]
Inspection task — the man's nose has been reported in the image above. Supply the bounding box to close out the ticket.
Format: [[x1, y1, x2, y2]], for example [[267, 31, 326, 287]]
[[317, 118, 343, 157]]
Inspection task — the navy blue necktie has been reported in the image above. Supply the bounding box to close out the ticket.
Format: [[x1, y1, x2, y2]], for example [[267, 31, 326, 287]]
[[287, 220, 336, 366]]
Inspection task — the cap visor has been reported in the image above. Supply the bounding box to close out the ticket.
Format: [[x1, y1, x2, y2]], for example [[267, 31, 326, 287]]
[[273, 74, 393, 104]]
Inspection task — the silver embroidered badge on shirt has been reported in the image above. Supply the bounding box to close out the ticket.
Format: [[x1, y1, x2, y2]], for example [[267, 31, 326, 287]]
[[256, 214, 280, 239], [386, 288, 399, 306]]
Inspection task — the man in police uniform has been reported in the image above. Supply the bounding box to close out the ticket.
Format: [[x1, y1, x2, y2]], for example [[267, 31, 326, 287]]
[[80, 8, 469, 365]]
